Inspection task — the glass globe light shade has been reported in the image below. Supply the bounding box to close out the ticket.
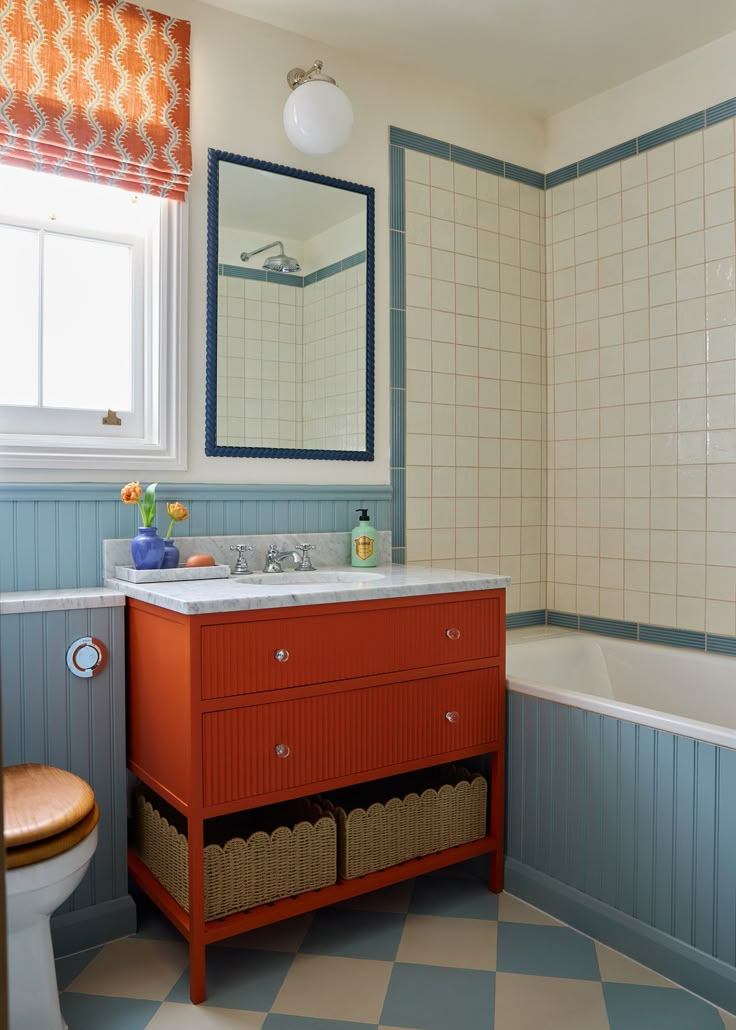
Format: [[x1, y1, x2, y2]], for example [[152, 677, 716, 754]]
[[283, 79, 353, 155]]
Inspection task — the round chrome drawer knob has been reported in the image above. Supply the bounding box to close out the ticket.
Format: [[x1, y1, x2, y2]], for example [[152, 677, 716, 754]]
[[275, 744, 291, 758], [274, 649, 290, 662], [446, 628, 461, 640], [445, 711, 459, 723]]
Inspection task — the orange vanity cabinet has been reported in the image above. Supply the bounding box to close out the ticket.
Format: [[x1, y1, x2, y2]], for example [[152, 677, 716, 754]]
[[126, 588, 506, 1004]]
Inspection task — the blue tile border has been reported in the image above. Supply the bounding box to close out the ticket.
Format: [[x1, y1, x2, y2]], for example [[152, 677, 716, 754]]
[[505, 161, 545, 190], [543, 610, 735, 655], [449, 144, 504, 178], [637, 111, 706, 152], [390, 144, 405, 231], [390, 309, 406, 389], [578, 139, 637, 176], [389, 126, 451, 158], [221, 251, 366, 289], [545, 163, 578, 189], [707, 97, 736, 126], [579, 615, 637, 640], [506, 609, 546, 629]]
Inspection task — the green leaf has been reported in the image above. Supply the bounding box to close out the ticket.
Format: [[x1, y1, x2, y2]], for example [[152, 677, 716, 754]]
[[140, 482, 158, 527]]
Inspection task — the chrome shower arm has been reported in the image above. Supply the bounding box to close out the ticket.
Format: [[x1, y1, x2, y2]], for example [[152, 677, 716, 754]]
[[240, 240, 285, 263]]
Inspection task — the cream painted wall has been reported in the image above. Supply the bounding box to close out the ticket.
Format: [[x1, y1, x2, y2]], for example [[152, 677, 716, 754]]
[[11, 0, 543, 484], [545, 31, 736, 172]]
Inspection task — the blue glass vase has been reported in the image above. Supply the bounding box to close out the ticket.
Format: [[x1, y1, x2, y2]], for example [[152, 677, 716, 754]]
[[161, 539, 180, 570], [130, 526, 165, 571]]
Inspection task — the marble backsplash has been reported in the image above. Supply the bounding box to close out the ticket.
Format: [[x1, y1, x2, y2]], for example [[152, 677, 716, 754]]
[[103, 530, 392, 580]]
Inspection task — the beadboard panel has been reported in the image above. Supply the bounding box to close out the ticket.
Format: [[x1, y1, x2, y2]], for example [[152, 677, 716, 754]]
[[0, 484, 392, 592], [0, 605, 130, 929], [506, 691, 736, 971]]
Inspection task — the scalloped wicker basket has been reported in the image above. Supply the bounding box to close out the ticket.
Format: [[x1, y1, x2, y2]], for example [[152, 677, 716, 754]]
[[135, 793, 336, 921], [319, 766, 487, 880]]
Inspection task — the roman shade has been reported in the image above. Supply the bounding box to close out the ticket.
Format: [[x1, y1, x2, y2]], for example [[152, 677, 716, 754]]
[[0, 0, 191, 199]]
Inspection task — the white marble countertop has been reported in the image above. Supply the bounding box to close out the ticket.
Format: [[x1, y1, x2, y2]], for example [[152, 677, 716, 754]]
[[0, 586, 126, 615], [104, 565, 510, 615]]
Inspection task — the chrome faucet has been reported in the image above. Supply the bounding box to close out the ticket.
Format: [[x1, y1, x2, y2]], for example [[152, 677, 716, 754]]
[[263, 543, 316, 573], [230, 544, 253, 575]]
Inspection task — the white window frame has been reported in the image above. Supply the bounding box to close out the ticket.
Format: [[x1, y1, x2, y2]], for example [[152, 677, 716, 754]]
[[0, 193, 187, 471]]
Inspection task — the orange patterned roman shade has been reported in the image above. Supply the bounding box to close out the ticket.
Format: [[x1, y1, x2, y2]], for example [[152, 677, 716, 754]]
[[0, 0, 191, 199]]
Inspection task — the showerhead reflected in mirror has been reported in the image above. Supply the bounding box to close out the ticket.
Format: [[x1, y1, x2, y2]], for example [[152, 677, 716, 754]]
[[205, 149, 374, 461]]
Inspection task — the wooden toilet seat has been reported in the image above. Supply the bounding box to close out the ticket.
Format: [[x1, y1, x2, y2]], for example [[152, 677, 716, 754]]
[[4, 763, 99, 869]]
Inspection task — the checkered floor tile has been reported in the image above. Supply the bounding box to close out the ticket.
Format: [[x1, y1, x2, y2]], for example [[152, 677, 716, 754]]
[[56, 866, 734, 1029]]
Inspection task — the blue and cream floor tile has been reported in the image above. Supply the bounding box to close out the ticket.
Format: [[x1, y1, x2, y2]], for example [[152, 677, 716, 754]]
[[339, 879, 414, 913], [270, 953, 393, 1024], [167, 947, 293, 1011], [262, 1016, 376, 1029], [221, 914, 313, 953], [603, 982, 727, 1029], [60, 992, 160, 1029], [300, 906, 406, 960], [381, 962, 494, 1030], [396, 913, 496, 970], [55, 945, 102, 990], [67, 937, 189, 1000], [594, 941, 675, 987], [409, 871, 498, 920], [720, 1008, 736, 1028], [146, 1002, 267, 1027], [494, 972, 608, 1030], [496, 922, 600, 980], [497, 892, 562, 925], [133, 891, 188, 942]]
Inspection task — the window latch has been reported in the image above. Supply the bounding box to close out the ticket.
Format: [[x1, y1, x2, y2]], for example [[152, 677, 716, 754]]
[[102, 409, 122, 426]]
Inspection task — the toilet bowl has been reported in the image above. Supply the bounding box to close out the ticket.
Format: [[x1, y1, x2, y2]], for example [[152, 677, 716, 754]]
[[4, 764, 100, 1030]]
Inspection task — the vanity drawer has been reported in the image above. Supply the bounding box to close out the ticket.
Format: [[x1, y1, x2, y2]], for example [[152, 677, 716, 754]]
[[202, 668, 500, 806], [200, 595, 500, 700]]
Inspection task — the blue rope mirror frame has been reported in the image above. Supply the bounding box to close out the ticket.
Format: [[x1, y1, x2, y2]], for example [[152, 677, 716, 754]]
[[205, 148, 375, 461]]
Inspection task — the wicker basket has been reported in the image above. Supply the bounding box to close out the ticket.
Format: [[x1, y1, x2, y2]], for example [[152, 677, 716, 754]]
[[319, 766, 487, 880], [135, 792, 336, 921]]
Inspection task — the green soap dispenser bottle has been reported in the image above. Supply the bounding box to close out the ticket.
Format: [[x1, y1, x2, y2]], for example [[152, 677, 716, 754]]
[[352, 508, 377, 567]]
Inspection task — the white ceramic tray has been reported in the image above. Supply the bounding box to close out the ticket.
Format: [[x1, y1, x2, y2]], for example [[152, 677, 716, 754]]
[[114, 564, 231, 584]]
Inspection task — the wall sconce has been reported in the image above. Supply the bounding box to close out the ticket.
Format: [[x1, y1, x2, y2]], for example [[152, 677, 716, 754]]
[[283, 60, 353, 155]]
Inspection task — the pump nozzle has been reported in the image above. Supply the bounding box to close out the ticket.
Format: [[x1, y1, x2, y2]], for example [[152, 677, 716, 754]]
[[355, 509, 370, 521]]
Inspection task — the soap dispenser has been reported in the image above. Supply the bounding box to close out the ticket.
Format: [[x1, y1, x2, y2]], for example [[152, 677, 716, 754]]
[[352, 508, 377, 567]]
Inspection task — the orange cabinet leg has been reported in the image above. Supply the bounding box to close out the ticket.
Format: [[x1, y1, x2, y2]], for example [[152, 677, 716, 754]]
[[188, 936, 207, 1005], [488, 750, 505, 893], [187, 817, 207, 1003]]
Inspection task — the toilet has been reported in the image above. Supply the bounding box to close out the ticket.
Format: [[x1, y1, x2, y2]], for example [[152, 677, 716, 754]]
[[4, 763, 99, 1030]]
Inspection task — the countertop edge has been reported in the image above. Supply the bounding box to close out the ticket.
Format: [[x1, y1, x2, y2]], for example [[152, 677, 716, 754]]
[[104, 570, 511, 615], [0, 587, 127, 615]]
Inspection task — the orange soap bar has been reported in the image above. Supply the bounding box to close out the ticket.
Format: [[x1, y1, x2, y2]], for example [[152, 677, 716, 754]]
[[186, 554, 216, 567]]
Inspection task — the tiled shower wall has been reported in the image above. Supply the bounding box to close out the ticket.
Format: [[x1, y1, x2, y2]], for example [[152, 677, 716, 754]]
[[302, 264, 367, 451], [217, 275, 302, 448], [402, 152, 546, 615], [546, 118, 736, 634]]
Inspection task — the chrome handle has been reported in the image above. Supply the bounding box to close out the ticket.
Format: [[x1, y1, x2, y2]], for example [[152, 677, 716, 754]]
[[445, 711, 459, 723], [275, 744, 291, 758], [274, 648, 290, 662], [446, 627, 461, 640]]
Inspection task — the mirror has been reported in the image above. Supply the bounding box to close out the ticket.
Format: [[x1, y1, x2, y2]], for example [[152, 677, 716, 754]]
[[205, 149, 374, 460]]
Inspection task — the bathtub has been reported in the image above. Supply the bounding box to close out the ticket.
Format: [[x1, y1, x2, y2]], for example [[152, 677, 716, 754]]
[[506, 631, 736, 750], [504, 629, 736, 1013]]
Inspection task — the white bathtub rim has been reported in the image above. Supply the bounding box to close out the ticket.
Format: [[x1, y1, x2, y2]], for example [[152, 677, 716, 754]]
[[507, 675, 736, 752]]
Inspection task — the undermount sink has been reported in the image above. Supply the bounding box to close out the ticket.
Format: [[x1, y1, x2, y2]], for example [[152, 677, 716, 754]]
[[235, 570, 386, 586]]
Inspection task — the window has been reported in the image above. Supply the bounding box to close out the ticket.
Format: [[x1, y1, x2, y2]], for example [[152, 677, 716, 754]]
[[0, 166, 186, 469]]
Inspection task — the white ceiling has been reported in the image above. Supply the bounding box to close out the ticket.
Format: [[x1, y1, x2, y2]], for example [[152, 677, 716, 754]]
[[203, 0, 736, 116]]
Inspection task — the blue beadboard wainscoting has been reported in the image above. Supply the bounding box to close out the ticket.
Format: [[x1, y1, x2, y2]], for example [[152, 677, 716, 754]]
[[505, 691, 736, 1012], [0, 484, 392, 592], [0, 602, 133, 955]]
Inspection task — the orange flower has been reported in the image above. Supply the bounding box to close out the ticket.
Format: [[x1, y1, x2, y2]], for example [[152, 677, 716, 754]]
[[121, 481, 142, 504], [165, 501, 189, 539], [120, 481, 158, 527], [166, 501, 189, 522]]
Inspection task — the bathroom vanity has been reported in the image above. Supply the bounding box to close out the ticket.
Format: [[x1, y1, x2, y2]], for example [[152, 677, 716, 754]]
[[117, 563, 508, 1003]]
